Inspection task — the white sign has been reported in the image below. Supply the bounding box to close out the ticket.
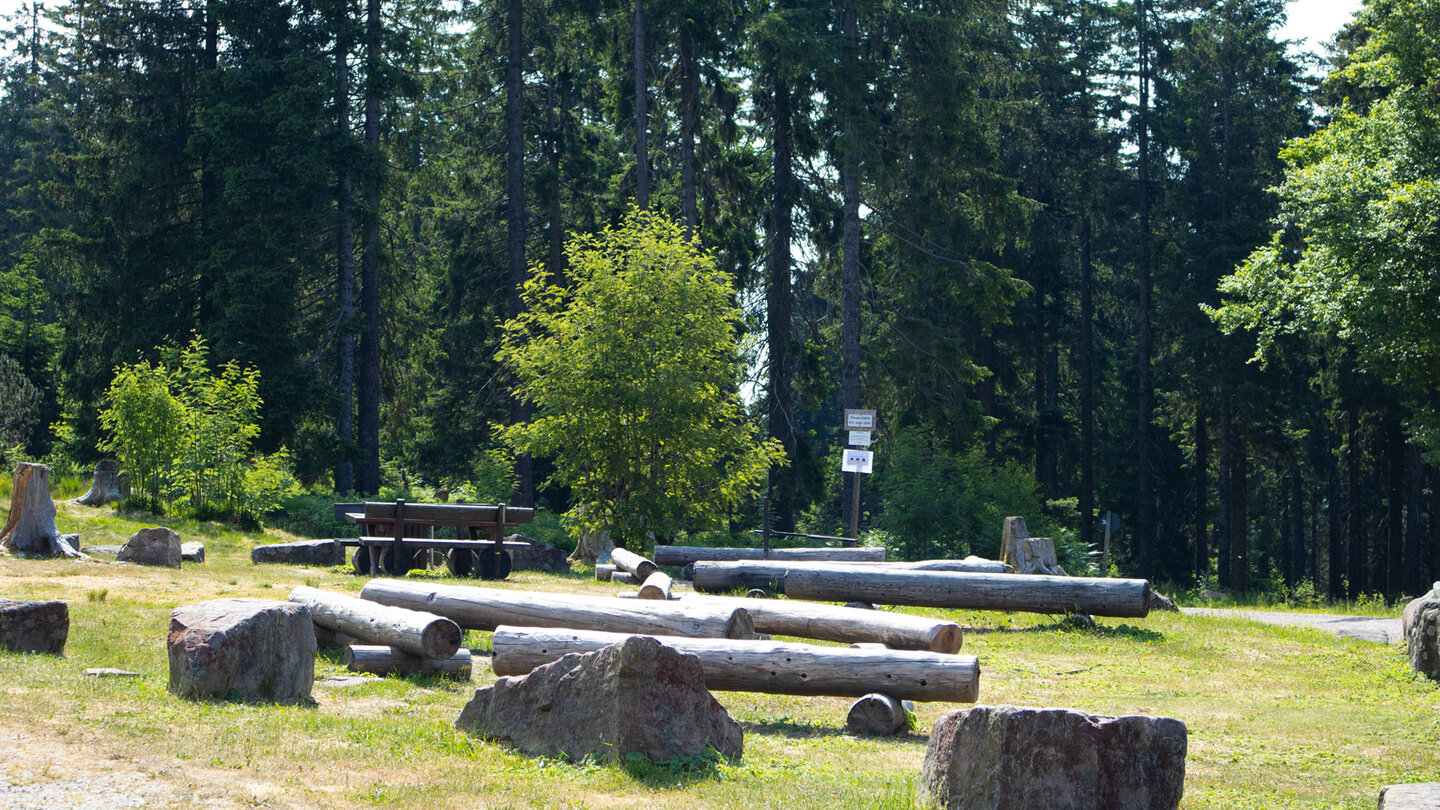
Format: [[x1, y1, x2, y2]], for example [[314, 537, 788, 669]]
[[849, 430, 872, 447], [844, 408, 877, 430], [842, 449, 874, 474]]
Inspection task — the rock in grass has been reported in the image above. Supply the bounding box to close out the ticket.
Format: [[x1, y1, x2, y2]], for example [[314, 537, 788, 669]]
[[917, 705, 1186, 810], [1404, 584, 1440, 680], [167, 599, 315, 703], [456, 635, 742, 763], [250, 539, 344, 567], [1380, 783, 1440, 809], [0, 599, 69, 654], [181, 542, 205, 563], [117, 527, 182, 568]]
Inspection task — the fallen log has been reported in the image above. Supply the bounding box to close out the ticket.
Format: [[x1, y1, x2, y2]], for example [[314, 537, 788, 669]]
[[691, 558, 1009, 592], [654, 545, 886, 566], [637, 571, 673, 600], [288, 586, 462, 660], [360, 579, 755, 639], [685, 594, 962, 653], [611, 572, 636, 585], [610, 547, 657, 581], [490, 626, 980, 702], [595, 563, 616, 582], [846, 693, 912, 735], [782, 569, 1152, 618], [344, 645, 472, 678]]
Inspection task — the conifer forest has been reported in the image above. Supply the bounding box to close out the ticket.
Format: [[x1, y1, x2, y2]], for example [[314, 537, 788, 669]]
[[3, 0, 1438, 600]]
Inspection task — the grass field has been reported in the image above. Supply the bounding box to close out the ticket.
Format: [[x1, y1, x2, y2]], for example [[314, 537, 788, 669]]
[[1, 495, 1437, 808]]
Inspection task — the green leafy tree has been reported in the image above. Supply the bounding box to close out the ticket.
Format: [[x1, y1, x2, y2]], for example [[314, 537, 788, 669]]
[[98, 360, 185, 503], [499, 210, 784, 549]]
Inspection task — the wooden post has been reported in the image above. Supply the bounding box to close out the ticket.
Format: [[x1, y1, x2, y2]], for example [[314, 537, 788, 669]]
[[288, 585, 461, 659], [849, 471, 861, 538], [490, 625, 980, 702]]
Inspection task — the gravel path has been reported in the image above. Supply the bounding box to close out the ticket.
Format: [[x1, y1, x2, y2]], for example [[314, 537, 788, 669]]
[[1182, 607, 1403, 644]]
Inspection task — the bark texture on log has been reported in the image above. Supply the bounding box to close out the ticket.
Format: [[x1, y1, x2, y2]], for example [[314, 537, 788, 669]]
[[344, 644, 472, 678], [654, 545, 886, 566], [595, 564, 616, 581], [847, 693, 912, 736], [491, 626, 980, 702], [685, 594, 962, 653], [782, 569, 1151, 618], [691, 559, 1009, 593], [360, 579, 755, 638], [612, 572, 636, 585], [610, 547, 657, 581], [637, 572, 673, 600], [288, 585, 461, 660], [0, 463, 87, 559]]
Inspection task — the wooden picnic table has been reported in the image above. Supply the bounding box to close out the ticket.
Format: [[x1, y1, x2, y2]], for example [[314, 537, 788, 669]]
[[336, 499, 535, 579]]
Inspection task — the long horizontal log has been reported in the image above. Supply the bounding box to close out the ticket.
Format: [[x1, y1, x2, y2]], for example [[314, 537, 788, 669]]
[[344, 645, 473, 678], [691, 558, 1009, 593], [360, 579, 755, 639], [684, 594, 962, 654], [654, 545, 887, 566], [610, 547, 657, 581], [490, 626, 979, 703], [289, 585, 461, 659], [782, 569, 1152, 618]]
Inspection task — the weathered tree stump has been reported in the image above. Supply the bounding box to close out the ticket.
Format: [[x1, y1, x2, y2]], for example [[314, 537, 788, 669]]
[[0, 463, 88, 559], [75, 460, 128, 507], [1000, 516, 1067, 576]]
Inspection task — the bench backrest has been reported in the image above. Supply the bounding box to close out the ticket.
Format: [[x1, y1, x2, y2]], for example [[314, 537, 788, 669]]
[[360, 500, 535, 526]]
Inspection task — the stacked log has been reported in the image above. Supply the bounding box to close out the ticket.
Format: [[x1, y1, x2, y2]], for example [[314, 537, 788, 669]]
[[654, 545, 886, 566], [360, 579, 756, 639], [490, 626, 980, 702], [781, 569, 1152, 618], [344, 645, 472, 678], [637, 572, 673, 600], [684, 594, 962, 653], [288, 586, 462, 660], [691, 558, 1009, 593], [610, 547, 658, 581]]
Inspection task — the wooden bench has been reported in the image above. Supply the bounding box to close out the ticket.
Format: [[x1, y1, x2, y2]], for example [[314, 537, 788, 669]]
[[336, 500, 535, 579]]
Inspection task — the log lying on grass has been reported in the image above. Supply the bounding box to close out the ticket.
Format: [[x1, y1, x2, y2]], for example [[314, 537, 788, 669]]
[[490, 626, 980, 702], [610, 547, 658, 581], [360, 579, 755, 639], [637, 572, 673, 600], [691, 558, 1009, 592], [782, 569, 1152, 618], [288, 586, 462, 660], [654, 545, 887, 566], [684, 594, 963, 653], [595, 563, 616, 582], [344, 644, 472, 678], [846, 693, 913, 736]]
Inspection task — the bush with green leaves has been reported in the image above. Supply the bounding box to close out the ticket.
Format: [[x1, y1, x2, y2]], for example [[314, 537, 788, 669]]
[[499, 209, 784, 551]]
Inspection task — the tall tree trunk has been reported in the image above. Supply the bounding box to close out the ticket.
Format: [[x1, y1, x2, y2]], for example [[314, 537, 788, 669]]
[[1228, 436, 1247, 596], [1290, 469, 1305, 588], [767, 74, 795, 532], [1134, 0, 1155, 580], [198, 0, 219, 328], [1194, 406, 1209, 581], [840, 6, 861, 417], [1078, 215, 1095, 554], [547, 77, 567, 281], [1328, 433, 1344, 598], [335, 22, 356, 496], [1217, 392, 1232, 590], [506, 0, 533, 507], [1386, 407, 1404, 596], [1430, 464, 1440, 587], [357, 0, 382, 495], [633, 0, 648, 209], [1347, 405, 1364, 599], [1406, 444, 1422, 595], [679, 28, 698, 237]]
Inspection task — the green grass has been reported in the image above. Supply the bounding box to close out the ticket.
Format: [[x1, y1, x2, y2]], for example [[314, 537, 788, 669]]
[[0, 498, 1436, 807]]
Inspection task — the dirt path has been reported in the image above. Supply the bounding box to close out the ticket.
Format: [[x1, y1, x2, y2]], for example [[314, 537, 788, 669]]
[[1181, 607, 1403, 645]]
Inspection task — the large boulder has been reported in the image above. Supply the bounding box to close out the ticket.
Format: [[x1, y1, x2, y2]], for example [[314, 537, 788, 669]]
[[917, 705, 1186, 810], [250, 539, 344, 567], [117, 527, 182, 568], [1381, 783, 1440, 809], [505, 534, 570, 573], [1404, 584, 1440, 679], [167, 599, 315, 703], [456, 635, 742, 762], [0, 599, 69, 654]]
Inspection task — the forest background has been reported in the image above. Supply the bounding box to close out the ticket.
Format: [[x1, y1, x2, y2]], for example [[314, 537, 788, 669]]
[[0, 0, 1431, 601]]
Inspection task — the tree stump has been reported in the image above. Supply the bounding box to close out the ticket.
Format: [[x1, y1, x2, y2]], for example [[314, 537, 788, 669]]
[[75, 460, 128, 507], [0, 463, 87, 559], [1000, 516, 1067, 576]]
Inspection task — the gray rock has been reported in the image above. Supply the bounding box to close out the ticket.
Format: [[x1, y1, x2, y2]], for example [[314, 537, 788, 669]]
[[250, 539, 344, 567], [0, 599, 69, 654], [504, 534, 571, 572], [917, 705, 1186, 810], [81, 545, 123, 556], [1381, 783, 1440, 809], [456, 635, 742, 763], [1405, 591, 1440, 680], [181, 542, 205, 564], [167, 598, 315, 703], [117, 527, 182, 568], [1403, 583, 1440, 638], [84, 668, 140, 678]]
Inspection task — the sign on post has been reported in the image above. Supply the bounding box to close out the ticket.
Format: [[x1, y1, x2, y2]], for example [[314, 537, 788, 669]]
[[842, 449, 874, 474], [844, 409, 877, 431], [848, 430, 872, 447]]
